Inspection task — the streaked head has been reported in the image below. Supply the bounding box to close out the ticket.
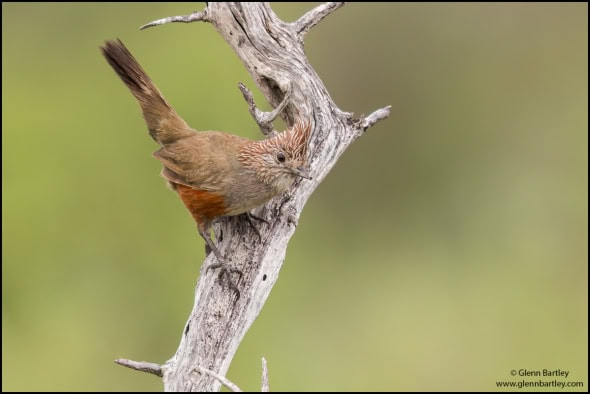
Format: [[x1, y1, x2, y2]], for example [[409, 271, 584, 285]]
[[239, 119, 313, 192]]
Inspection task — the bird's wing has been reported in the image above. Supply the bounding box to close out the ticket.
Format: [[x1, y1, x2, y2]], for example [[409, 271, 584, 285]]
[[153, 131, 251, 192]]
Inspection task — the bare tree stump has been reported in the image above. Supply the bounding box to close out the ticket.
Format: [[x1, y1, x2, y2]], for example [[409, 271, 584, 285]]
[[115, 2, 390, 391]]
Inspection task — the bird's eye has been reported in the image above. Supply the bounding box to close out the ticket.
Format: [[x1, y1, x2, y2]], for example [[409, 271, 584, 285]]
[[276, 152, 286, 163]]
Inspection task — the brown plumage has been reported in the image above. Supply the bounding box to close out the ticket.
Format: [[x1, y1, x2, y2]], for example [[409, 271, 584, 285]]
[[100, 39, 312, 266]]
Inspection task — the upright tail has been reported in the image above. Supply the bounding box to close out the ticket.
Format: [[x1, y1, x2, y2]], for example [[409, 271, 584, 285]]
[[100, 39, 194, 144]]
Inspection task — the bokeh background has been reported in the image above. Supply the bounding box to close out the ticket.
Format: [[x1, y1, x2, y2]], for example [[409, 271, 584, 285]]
[[2, 2, 587, 391]]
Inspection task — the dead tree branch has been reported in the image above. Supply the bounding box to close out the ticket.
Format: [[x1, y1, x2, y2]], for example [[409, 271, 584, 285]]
[[115, 2, 390, 391]]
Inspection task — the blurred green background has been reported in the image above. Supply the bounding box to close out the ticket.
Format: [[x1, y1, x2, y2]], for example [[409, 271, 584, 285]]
[[2, 2, 587, 392]]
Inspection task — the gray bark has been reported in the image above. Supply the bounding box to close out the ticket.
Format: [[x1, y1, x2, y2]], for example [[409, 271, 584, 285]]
[[115, 3, 390, 391]]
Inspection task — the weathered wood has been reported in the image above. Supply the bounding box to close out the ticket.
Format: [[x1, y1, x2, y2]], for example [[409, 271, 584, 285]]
[[118, 3, 390, 391]]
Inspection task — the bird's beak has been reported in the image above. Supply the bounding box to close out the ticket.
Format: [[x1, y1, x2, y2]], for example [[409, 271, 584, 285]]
[[293, 166, 312, 180]]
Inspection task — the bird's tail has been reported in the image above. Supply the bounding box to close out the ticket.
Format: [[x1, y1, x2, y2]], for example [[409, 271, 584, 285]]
[[100, 39, 194, 144]]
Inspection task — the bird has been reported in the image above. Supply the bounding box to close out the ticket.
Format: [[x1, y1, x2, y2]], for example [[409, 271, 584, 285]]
[[100, 39, 312, 278]]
